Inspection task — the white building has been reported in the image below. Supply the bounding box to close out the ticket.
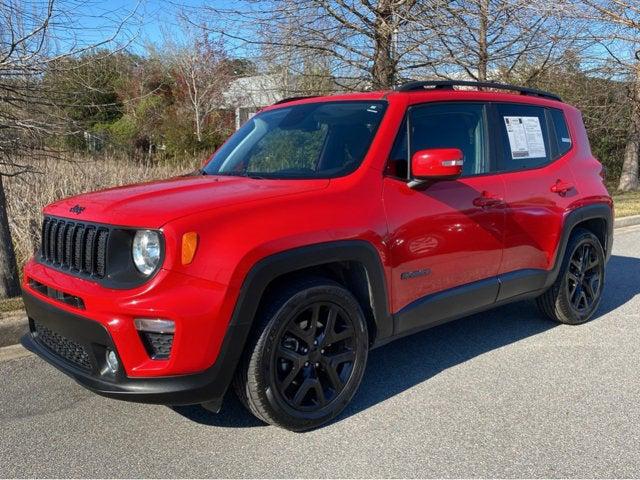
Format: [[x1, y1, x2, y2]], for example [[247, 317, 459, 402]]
[[223, 74, 286, 130]]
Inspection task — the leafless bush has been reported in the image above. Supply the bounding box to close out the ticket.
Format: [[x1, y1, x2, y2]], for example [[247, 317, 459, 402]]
[[4, 154, 198, 269]]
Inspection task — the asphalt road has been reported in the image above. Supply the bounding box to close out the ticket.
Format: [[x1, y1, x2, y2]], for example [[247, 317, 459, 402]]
[[2, 226, 640, 478]]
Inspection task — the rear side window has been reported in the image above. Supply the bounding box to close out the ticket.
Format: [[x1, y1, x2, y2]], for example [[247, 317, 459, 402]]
[[550, 108, 572, 157], [496, 104, 551, 171]]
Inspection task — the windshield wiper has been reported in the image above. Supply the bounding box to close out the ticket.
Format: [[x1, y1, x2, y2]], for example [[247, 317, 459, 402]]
[[185, 168, 207, 176], [243, 173, 269, 180]]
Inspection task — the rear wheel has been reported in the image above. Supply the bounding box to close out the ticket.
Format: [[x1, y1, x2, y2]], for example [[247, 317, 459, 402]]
[[233, 278, 369, 431], [536, 228, 605, 324]]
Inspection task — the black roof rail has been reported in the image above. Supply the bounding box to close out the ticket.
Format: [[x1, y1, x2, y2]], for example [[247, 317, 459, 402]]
[[273, 95, 318, 105], [395, 80, 562, 102]]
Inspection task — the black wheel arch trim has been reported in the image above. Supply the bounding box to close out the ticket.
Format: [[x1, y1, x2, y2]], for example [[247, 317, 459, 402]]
[[233, 240, 393, 338], [543, 202, 613, 290]]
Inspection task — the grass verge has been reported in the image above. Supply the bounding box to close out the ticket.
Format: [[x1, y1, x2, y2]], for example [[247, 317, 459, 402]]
[[0, 297, 24, 314], [613, 190, 640, 218]]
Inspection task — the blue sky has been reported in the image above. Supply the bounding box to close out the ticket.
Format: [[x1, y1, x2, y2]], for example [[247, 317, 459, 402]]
[[58, 0, 231, 53]]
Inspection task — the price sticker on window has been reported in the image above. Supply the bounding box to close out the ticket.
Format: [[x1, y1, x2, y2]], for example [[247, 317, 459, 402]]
[[504, 116, 546, 159]]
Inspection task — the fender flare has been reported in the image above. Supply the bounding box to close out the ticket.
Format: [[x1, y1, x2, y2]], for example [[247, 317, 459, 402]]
[[230, 240, 393, 338], [543, 202, 613, 289]]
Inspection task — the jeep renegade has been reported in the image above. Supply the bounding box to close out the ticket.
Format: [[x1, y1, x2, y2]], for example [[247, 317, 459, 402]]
[[22, 81, 614, 431]]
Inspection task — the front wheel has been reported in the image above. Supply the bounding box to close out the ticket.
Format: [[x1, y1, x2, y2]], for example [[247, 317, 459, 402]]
[[536, 228, 606, 324], [233, 278, 369, 431]]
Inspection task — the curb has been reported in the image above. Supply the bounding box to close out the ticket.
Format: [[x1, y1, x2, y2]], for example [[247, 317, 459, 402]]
[[0, 213, 639, 353], [614, 214, 640, 229], [0, 311, 27, 348]]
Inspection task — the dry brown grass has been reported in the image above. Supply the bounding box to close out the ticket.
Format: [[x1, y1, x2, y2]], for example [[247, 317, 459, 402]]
[[5, 155, 640, 274], [4, 155, 198, 269], [613, 190, 640, 219]]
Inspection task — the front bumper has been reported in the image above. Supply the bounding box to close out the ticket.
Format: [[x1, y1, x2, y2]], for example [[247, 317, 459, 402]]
[[21, 292, 249, 407]]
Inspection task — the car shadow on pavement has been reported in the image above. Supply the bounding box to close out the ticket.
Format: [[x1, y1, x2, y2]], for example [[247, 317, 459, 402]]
[[172, 254, 640, 430], [590, 254, 640, 321], [171, 396, 265, 428]]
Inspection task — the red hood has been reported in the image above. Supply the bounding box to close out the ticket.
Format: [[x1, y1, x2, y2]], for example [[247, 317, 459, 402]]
[[44, 175, 330, 228]]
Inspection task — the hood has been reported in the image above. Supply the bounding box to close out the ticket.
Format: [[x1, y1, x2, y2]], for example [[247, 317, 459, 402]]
[[44, 175, 330, 228]]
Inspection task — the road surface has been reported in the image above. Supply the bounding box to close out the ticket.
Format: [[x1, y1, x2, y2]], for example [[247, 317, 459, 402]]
[[1, 226, 640, 478]]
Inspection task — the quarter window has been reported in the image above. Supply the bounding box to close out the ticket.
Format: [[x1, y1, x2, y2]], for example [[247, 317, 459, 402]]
[[550, 108, 572, 157], [388, 118, 409, 179]]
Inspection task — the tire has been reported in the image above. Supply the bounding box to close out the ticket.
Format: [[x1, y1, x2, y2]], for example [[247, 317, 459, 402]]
[[536, 228, 606, 324], [233, 277, 369, 431]]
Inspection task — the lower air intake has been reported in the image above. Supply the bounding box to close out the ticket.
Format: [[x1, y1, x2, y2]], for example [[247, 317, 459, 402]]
[[140, 332, 174, 359], [32, 321, 92, 371]]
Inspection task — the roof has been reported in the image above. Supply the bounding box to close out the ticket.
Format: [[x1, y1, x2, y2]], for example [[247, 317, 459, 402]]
[[265, 82, 564, 110]]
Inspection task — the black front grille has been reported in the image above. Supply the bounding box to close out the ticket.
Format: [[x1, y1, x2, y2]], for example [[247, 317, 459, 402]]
[[28, 278, 85, 309], [33, 321, 92, 371], [40, 217, 109, 278], [140, 332, 174, 359]]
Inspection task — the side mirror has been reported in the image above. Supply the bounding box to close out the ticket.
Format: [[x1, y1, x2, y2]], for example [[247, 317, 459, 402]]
[[409, 148, 464, 188]]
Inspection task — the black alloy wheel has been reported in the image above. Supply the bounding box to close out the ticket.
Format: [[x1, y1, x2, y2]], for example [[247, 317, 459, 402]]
[[233, 278, 369, 431], [536, 228, 606, 324], [273, 302, 357, 411], [565, 241, 603, 315]]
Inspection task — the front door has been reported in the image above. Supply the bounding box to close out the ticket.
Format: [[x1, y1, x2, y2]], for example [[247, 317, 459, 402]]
[[382, 102, 505, 332]]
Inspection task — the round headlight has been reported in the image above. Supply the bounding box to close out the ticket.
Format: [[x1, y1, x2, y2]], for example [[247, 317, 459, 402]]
[[132, 230, 161, 275]]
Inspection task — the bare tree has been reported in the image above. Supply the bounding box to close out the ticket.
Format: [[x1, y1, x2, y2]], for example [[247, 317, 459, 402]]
[[0, 0, 136, 298], [425, 0, 578, 83], [577, 0, 640, 191], [162, 22, 233, 143], [191, 0, 443, 91]]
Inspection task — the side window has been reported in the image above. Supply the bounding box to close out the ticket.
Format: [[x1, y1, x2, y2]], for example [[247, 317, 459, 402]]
[[549, 108, 572, 157], [496, 103, 551, 171], [410, 103, 489, 176]]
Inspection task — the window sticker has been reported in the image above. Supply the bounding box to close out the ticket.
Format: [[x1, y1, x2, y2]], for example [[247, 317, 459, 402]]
[[503, 116, 546, 159]]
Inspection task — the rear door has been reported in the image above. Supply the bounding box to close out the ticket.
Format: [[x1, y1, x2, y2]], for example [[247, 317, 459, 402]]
[[493, 102, 577, 299]]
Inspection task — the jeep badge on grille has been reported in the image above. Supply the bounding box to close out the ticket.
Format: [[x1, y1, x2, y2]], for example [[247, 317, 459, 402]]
[[69, 204, 85, 215]]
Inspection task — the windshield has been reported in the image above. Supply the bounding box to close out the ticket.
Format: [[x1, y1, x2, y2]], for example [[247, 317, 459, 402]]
[[203, 101, 387, 179]]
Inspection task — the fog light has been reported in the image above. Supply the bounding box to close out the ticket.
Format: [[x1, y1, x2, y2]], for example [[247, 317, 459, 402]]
[[106, 349, 119, 373], [134, 318, 175, 334]]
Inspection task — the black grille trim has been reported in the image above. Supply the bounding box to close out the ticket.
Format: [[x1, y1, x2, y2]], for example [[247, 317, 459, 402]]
[[40, 217, 110, 279], [28, 278, 85, 310]]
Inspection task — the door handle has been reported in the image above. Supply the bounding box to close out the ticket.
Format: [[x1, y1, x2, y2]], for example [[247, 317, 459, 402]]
[[550, 179, 574, 195], [473, 191, 505, 208]]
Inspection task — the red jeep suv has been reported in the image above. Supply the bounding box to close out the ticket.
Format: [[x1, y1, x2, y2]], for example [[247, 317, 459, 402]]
[[22, 81, 613, 431]]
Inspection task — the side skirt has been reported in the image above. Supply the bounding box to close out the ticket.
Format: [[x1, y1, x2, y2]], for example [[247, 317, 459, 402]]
[[375, 269, 549, 348]]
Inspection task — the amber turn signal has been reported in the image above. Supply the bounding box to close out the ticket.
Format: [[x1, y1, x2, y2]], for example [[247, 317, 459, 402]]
[[181, 232, 198, 265]]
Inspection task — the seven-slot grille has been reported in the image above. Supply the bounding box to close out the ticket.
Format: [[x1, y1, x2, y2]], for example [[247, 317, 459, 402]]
[[40, 217, 109, 278]]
